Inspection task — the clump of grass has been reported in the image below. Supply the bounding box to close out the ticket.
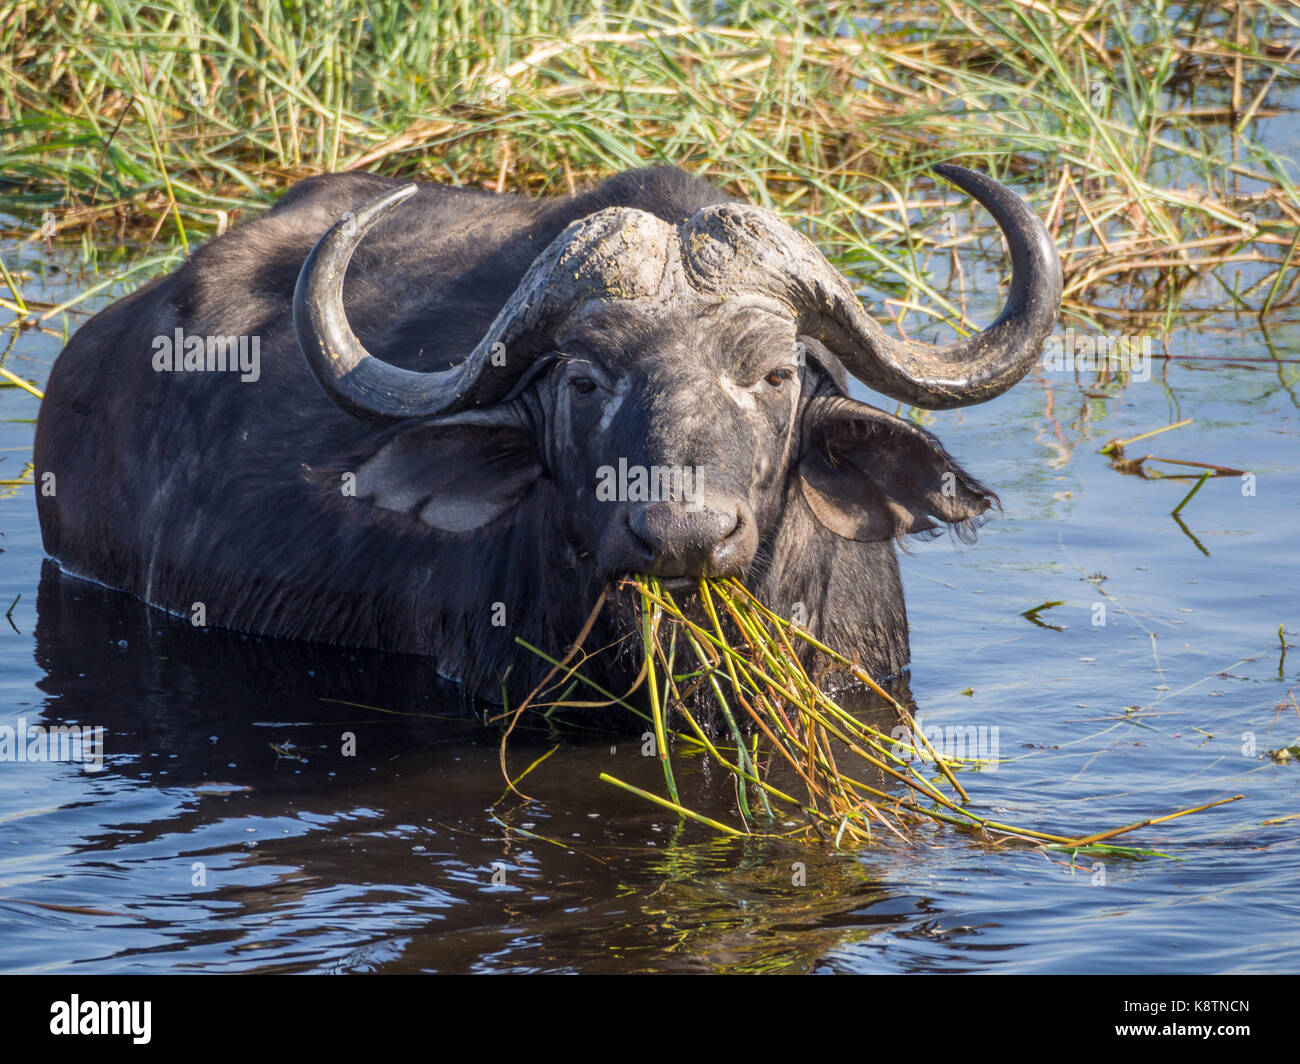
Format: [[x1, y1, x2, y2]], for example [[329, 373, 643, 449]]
[[508, 575, 1242, 851], [2, 0, 1298, 324]]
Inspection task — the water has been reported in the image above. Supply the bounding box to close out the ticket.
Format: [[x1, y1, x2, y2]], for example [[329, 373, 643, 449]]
[[0, 232, 1297, 974]]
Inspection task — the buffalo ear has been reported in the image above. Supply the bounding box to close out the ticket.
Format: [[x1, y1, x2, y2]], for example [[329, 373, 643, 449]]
[[354, 407, 541, 532], [797, 396, 996, 542]]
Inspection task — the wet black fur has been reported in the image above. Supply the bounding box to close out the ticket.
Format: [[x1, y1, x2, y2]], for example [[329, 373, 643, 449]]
[[35, 167, 994, 712]]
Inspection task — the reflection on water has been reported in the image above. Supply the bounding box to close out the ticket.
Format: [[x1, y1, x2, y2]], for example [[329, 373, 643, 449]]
[[11, 563, 918, 974], [1, 235, 1298, 974]]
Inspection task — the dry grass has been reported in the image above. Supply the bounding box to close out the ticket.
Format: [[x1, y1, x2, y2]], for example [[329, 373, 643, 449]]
[[1, 0, 1298, 326]]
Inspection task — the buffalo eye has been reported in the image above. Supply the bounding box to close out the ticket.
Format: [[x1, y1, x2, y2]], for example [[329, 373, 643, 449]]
[[570, 376, 598, 396], [764, 368, 794, 388]]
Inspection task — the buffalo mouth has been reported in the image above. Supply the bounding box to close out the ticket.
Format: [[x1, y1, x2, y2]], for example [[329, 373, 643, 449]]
[[653, 574, 700, 596], [608, 572, 701, 597]]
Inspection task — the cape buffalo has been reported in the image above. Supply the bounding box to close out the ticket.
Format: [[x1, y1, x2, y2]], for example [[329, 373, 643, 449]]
[[34, 164, 1061, 708]]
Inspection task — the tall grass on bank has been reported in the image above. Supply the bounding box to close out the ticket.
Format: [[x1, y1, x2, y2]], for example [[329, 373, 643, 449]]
[[2, 0, 1298, 325]]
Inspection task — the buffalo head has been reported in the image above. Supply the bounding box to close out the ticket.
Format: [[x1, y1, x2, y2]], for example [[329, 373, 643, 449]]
[[292, 166, 1061, 593]]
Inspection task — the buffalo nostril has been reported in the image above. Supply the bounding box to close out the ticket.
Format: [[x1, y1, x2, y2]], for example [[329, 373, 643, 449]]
[[709, 511, 749, 571], [716, 509, 742, 542], [622, 509, 658, 563]]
